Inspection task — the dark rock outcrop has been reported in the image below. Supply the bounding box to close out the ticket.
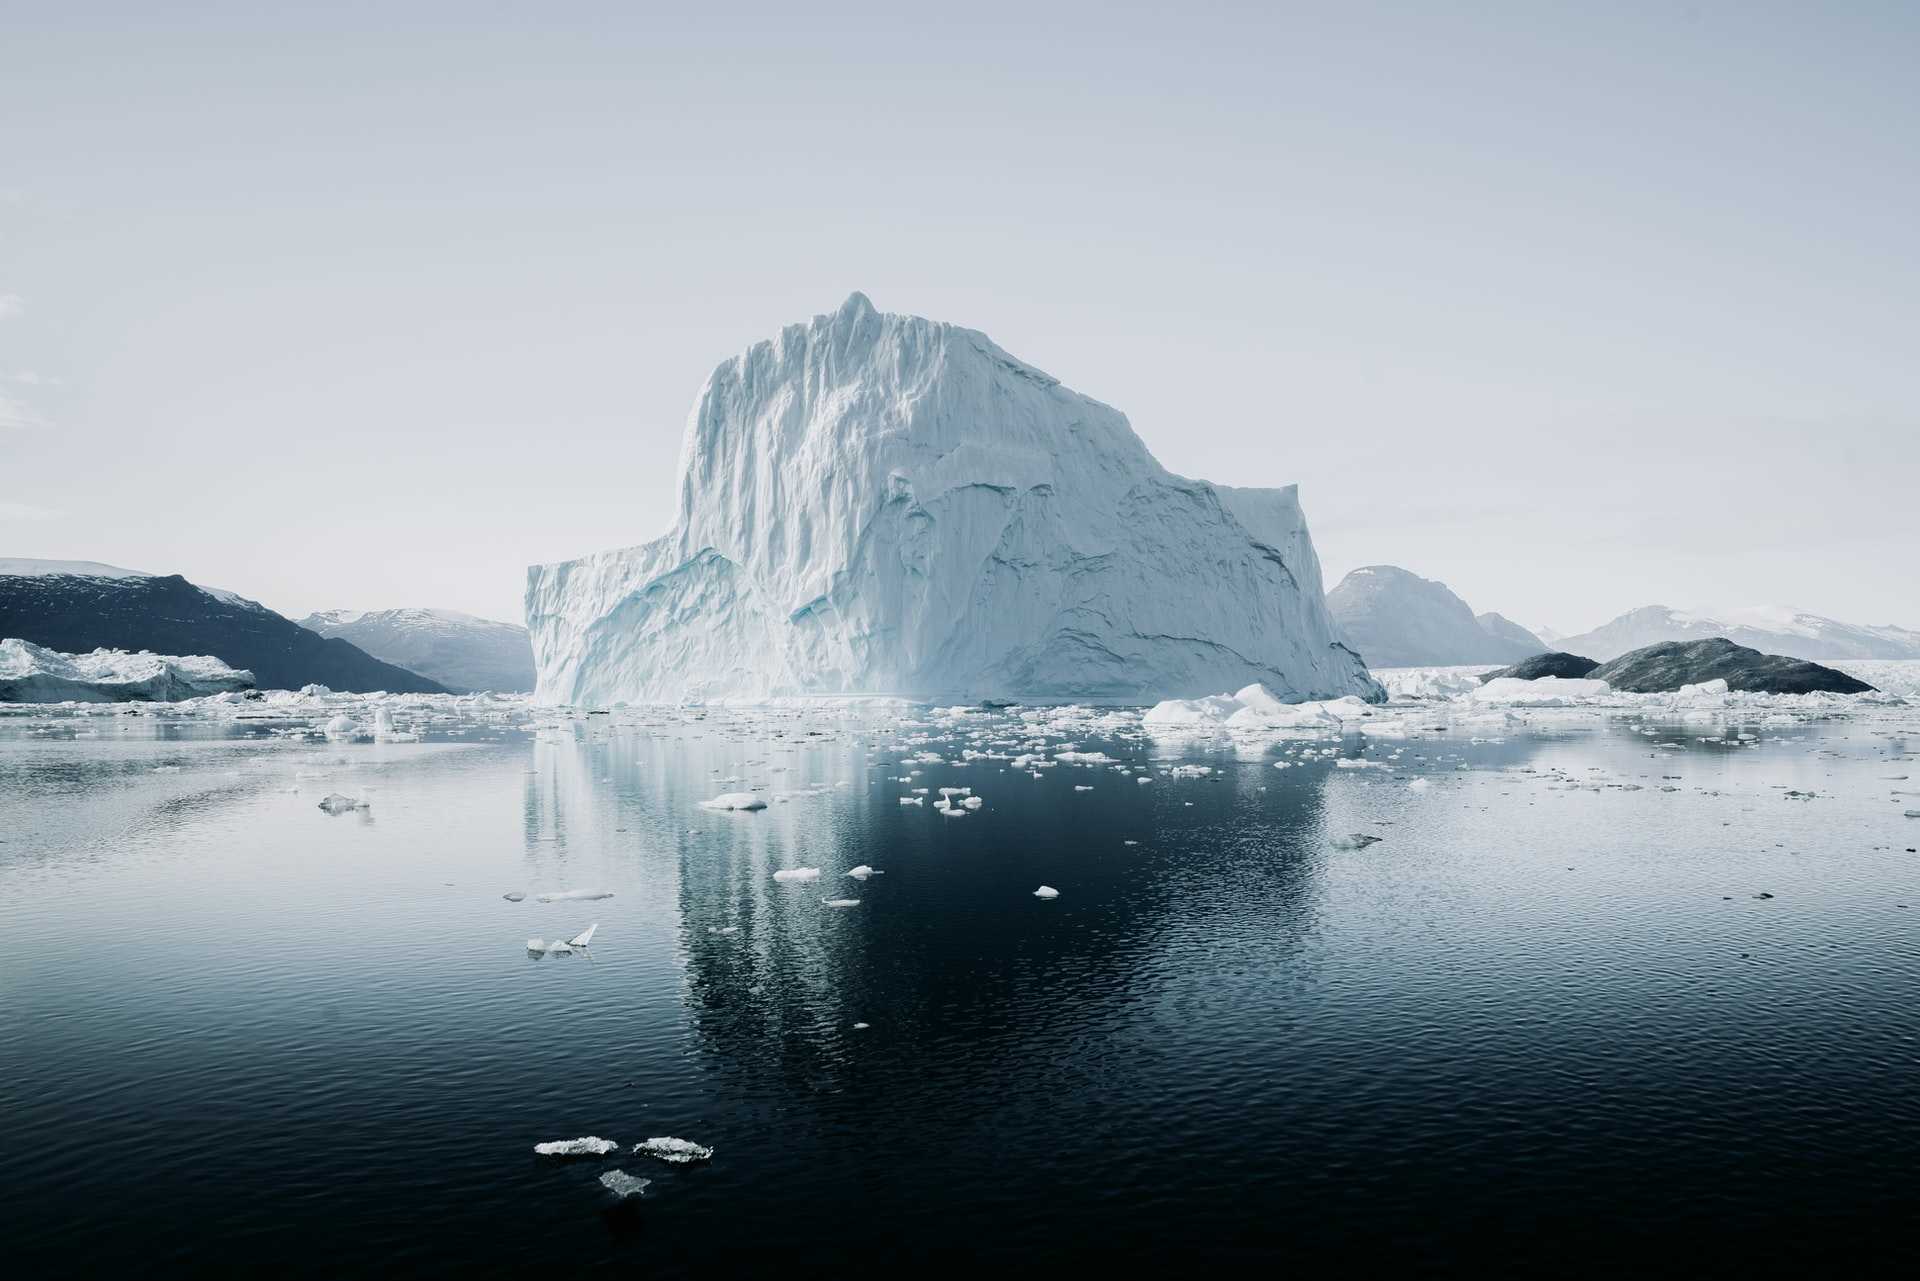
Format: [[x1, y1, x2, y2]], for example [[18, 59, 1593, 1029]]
[[1587, 638, 1874, 695], [1479, 651, 1600, 683]]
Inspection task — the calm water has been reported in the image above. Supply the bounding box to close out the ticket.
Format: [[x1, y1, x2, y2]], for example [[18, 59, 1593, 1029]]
[[3, 700, 1918, 1273]]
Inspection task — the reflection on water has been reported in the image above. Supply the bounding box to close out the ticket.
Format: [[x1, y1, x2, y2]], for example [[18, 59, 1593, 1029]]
[[2, 700, 1918, 1273]]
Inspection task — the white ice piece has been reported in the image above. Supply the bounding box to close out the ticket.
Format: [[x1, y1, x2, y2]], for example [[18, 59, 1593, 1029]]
[[535, 889, 613, 902], [845, 865, 883, 879], [772, 867, 822, 882], [632, 1137, 714, 1164], [700, 792, 768, 811], [821, 897, 861, 908], [599, 1170, 651, 1199], [567, 923, 598, 947], [316, 793, 364, 813], [1033, 885, 1060, 899], [534, 1137, 617, 1156]]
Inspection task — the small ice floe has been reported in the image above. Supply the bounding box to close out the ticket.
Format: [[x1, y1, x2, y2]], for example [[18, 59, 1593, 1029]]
[[700, 792, 768, 811], [846, 865, 883, 879], [632, 1137, 714, 1164], [1033, 885, 1060, 899], [527, 937, 573, 955], [502, 892, 526, 902], [1137, 777, 1152, 784], [316, 793, 366, 814], [852, 1022, 871, 1030], [961, 795, 982, 808], [534, 1136, 617, 1157], [899, 796, 924, 806], [568, 924, 598, 947], [1074, 785, 1093, 791], [772, 867, 821, 882], [1334, 759, 1385, 770], [1408, 778, 1431, 790], [599, 1170, 651, 1199], [821, 897, 862, 908], [939, 806, 967, 817], [535, 889, 613, 903], [1123, 839, 1139, 846], [1330, 833, 1383, 850], [706, 925, 738, 935]]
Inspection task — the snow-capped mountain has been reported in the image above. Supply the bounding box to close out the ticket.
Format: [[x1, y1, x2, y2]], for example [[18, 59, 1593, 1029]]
[[1325, 566, 1544, 667], [0, 559, 447, 693], [1557, 605, 1920, 662], [526, 292, 1380, 706], [299, 608, 534, 693]]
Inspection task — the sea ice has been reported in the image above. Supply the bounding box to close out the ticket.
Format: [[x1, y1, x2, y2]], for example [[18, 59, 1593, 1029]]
[[599, 1170, 651, 1199], [821, 897, 861, 908], [845, 865, 882, 879], [316, 793, 365, 814], [567, 924, 598, 947], [1034, 885, 1060, 899], [772, 867, 822, 882], [535, 890, 614, 902], [632, 1137, 714, 1164], [534, 1137, 617, 1156], [700, 792, 767, 811]]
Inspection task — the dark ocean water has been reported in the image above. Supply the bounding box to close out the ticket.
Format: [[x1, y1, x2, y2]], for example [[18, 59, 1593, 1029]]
[[2, 703, 1917, 1274]]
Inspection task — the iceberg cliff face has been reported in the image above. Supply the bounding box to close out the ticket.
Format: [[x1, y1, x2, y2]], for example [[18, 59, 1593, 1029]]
[[527, 294, 1381, 706]]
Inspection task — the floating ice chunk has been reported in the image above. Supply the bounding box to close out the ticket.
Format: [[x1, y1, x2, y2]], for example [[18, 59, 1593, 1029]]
[[503, 892, 526, 902], [299, 683, 331, 696], [1074, 785, 1094, 791], [821, 897, 861, 908], [852, 1022, 871, 1030], [1033, 885, 1060, 899], [632, 1137, 714, 1164], [938, 786, 971, 797], [1471, 677, 1611, 707], [1408, 778, 1431, 790], [1137, 777, 1152, 784], [535, 1137, 617, 1156], [1330, 833, 1383, 850], [772, 867, 822, 882], [536, 889, 613, 902], [316, 793, 365, 814], [1142, 694, 1244, 726], [599, 1170, 651, 1199], [1333, 759, 1384, 770], [939, 807, 966, 817], [961, 795, 982, 808], [899, 796, 923, 806], [567, 923, 598, 947], [845, 865, 883, 879], [700, 792, 768, 811]]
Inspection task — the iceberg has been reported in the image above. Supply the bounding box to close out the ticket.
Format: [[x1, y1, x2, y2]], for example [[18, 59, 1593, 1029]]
[[0, 638, 254, 703], [598, 1170, 651, 1199], [526, 294, 1380, 707]]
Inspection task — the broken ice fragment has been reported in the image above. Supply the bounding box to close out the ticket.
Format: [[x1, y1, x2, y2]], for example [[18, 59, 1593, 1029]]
[[700, 792, 768, 811], [535, 889, 614, 902], [534, 1137, 617, 1156], [599, 1170, 651, 1199], [567, 923, 598, 948], [316, 793, 364, 814], [1033, 885, 1060, 899], [845, 865, 883, 879], [772, 867, 821, 882], [632, 1137, 714, 1164], [1329, 833, 1383, 850], [821, 897, 861, 908], [502, 892, 526, 902]]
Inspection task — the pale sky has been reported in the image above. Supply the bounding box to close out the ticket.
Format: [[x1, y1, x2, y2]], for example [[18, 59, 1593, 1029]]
[[3, 1, 1916, 634]]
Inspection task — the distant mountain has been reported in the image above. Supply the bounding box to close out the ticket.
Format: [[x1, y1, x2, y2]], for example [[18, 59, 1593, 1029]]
[[1327, 567, 1544, 668], [0, 559, 447, 693], [299, 608, 534, 693], [1558, 605, 1920, 662]]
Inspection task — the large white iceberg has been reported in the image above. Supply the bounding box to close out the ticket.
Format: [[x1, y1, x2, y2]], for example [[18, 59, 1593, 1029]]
[[526, 294, 1381, 707], [0, 638, 255, 703]]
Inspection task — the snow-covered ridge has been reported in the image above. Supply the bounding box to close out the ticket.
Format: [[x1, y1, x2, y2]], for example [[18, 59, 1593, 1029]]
[[0, 557, 261, 609], [300, 607, 535, 693], [1560, 604, 1920, 662], [0, 639, 255, 702], [527, 293, 1380, 707]]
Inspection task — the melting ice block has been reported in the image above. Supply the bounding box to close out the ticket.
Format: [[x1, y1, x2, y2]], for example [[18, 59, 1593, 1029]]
[[700, 792, 767, 811], [1033, 885, 1060, 899], [535, 1137, 617, 1156], [772, 867, 821, 882], [632, 1137, 714, 1164], [599, 1170, 651, 1199]]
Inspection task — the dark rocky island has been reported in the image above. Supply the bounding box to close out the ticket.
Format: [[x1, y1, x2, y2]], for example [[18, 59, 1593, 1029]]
[[1587, 638, 1874, 694], [1479, 651, 1601, 682], [0, 565, 448, 694]]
